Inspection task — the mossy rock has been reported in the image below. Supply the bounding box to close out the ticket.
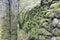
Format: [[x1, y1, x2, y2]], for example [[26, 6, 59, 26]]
[[45, 11, 55, 18], [56, 37, 60, 40], [29, 28, 38, 39], [50, 2, 60, 9], [52, 28, 60, 35], [39, 28, 52, 35]]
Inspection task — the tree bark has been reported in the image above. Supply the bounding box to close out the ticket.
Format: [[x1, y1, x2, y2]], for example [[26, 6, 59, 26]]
[[0, 0, 18, 40], [0, 0, 11, 40]]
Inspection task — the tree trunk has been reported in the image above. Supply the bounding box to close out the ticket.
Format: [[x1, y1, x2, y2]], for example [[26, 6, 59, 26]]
[[0, 0, 11, 40], [10, 0, 19, 40], [0, 0, 18, 40]]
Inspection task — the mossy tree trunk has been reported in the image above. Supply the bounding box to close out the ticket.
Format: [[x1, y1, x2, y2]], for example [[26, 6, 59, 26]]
[[0, 0, 11, 40], [10, 0, 19, 40], [0, 0, 18, 40]]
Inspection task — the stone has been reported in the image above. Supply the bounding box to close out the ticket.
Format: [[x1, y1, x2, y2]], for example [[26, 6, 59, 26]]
[[50, 37, 56, 40], [52, 28, 60, 35], [55, 11, 60, 19], [38, 35, 46, 40], [52, 18, 58, 27], [57, 20, 60, 28]]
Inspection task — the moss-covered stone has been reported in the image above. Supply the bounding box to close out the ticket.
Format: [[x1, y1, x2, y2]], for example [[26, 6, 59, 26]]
[[39, 28, 52, 35], [56, 36, 60, 40], [52, 28, 60, 35]]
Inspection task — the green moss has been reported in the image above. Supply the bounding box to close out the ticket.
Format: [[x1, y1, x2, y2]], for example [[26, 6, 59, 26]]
[[29, 28, 38, 39], [19, 30, 26, 40]]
